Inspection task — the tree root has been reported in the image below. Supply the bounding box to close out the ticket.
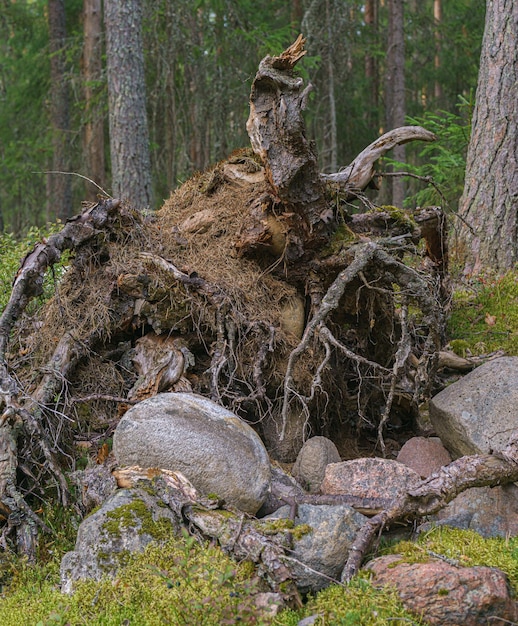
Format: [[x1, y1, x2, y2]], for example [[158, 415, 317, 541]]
[[0, 198, 123, 554], [281, 240, 444, 450], [341, 434, 518, 581]]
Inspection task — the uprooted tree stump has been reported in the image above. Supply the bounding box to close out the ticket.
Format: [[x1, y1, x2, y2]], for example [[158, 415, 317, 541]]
[[0, 37, 462, 559]]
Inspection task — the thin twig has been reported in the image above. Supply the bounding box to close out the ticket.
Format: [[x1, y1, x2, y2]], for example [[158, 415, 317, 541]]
[[34, 170, 112, 198]]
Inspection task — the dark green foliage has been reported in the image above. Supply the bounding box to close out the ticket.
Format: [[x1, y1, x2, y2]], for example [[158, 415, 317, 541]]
[[388, 96, 474, 211], [0, 0, 485, 233]]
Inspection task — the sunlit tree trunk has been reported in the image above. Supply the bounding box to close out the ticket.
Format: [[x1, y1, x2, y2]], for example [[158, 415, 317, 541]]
[[105, 0, 153, 209], [82, 0, 105, 200], [385, 0, 406, 208], [47, 0, 72, 220], [456, 0, 518, 274]]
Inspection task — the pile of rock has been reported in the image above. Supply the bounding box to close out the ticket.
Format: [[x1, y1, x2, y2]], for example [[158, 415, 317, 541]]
[[61, 357, 518, 625]]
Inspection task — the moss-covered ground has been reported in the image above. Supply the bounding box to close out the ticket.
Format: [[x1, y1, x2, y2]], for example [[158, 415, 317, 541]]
[[448, 270, 518, 356], [1, 516, 517, 626]]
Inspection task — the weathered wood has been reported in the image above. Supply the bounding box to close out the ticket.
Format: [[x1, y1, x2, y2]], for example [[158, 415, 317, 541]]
[[341, 435, 518, 581], [113, 468, 301, 607], [0, 199, 122, 552], [322, 126, 436, 197], [246, 35, 326, 223]]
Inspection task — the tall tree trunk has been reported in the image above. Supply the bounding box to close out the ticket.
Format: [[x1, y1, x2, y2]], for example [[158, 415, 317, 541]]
[[104, 0, 153, 210], [82, 0, 105, 200], [325, 0, 337, 173], [456, 0, 518, 274], [433, 0, 442, 102], [385, 0, 406, 208], [365, 0, 379, 128], [47, 0, 72, 220]]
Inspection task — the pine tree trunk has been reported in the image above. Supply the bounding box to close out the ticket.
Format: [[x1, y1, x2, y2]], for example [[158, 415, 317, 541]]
[[385, 0, 406, 208], [47, 0, 72, 220], [104, 0, 153, 210], [365, 0, 379, 129], [456, 0, 518, 274], [433, 0, 442, 102], [82, 0, 105, 200]]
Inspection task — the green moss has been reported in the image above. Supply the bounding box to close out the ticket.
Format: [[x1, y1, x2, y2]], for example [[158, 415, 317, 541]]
[[276, 576, 425, 626], [448, 270, 518, 356], [448, 338, 471, 357], [0, 537, 267, 626], [322, 222, 358, 256], [376, 205, 416, 229], [291, 523, 313, 541], [259, 518, 295, 535], [102, 498, 174, 542]]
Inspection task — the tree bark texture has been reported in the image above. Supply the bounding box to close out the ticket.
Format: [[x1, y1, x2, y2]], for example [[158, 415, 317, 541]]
[[456, 0, 518, 274], [364, 0, 380, 128], [47, 0, 72, 220], [385, 0, 406, 208], [105, 0, 153, 210], [82, 0, 105, 199]]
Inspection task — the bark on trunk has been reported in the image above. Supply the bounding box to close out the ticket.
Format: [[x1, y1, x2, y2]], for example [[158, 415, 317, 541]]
[[456, 0, 518, 274], [105, 0, 153, 210], [385, 0, 406, 208], [82, 0, 105, 199], [47, 0, 72, 220]]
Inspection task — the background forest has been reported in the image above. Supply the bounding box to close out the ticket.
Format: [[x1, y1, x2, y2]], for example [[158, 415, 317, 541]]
[[0, 0, 485, 235]]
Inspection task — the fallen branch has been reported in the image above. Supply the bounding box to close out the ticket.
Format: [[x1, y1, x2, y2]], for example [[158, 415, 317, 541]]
[[113, 467, 302, 607], [341, 434, 518, 581]]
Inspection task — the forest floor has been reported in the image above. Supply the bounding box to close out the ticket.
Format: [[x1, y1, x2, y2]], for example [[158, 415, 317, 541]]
[[0, 219, 516, 624]]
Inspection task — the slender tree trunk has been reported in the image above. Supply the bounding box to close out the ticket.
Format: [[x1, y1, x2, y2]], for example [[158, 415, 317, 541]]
[[104, 0, 153, 210], [385, 0, 406, 208], [291, 0, 303, 31], [325, 0, 337, 173], [433, 0, 442, 102], [365, 0, 379, 128], [47, 0, 72, 220], [82, 0, 105, 200], [456, 0, 518, 274]]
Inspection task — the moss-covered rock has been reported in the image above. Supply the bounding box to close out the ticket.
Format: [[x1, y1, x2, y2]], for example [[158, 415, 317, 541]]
[[60, 487, 181, 593]]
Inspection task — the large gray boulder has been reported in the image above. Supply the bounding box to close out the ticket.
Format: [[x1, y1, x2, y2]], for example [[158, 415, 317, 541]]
[[424, 483, 518, 538], [429, 357, 518, 458], [60, 488, 180, 593], [267, 503, 367, 593], [113, 393, 271, 514]]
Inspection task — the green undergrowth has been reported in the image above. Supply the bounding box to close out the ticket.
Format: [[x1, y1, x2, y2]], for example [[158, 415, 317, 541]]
[[0, 223, 69, 313], [274, 576, 426, 626], [0, 531, 265, 626], [1, 516, 518, 625], [447, 269, 518, 356]]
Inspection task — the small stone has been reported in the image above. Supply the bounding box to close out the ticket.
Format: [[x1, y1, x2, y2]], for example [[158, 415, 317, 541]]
[[292, 436, 341, 493], [396, 436, 451, 478]]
